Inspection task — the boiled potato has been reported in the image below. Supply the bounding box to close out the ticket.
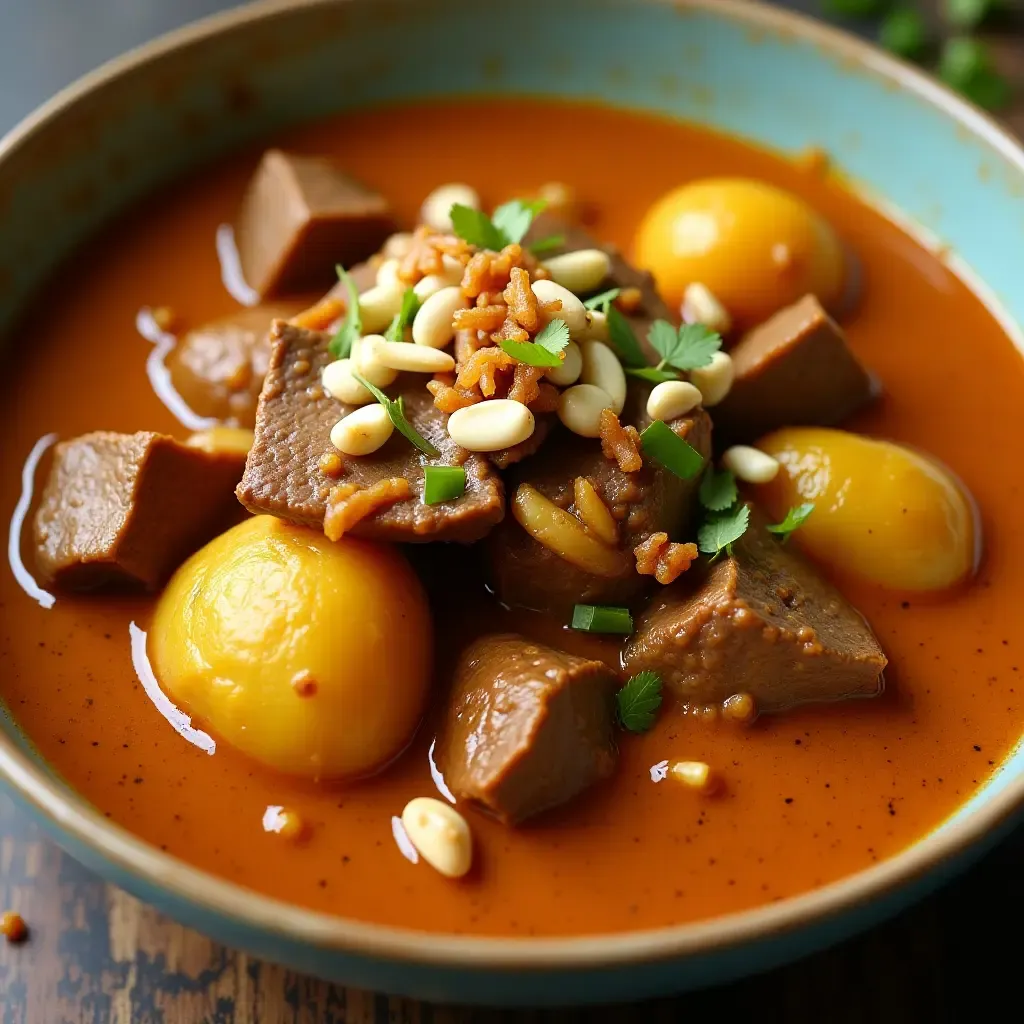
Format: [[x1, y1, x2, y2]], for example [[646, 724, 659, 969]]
[[755, 428, 978, 592], [152, 516, 432, 778], [634, 178, 845, 328]]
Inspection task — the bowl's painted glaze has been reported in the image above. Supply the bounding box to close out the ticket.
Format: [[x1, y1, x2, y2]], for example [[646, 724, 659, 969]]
[[1, 0, 1023, 1005]]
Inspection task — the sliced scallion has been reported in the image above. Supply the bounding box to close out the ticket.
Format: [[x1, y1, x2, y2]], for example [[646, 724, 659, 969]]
[[423, 465, 466, 505], [639, 420, 704, 480], [571, 604, 634, 635]]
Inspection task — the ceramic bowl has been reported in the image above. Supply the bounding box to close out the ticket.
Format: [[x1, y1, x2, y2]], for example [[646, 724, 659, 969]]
[[1, 0, 1023, 1006]]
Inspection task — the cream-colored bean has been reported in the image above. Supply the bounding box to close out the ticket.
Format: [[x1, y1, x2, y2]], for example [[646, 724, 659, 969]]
[[646, 380, 703, 422], [579, 340, 626, 414], [412, 285, 466, 349], [668, 760, 721, 795], [400, 797, 472, 879], [322, 358, 374, 405], [545, 340, 582, 387], [558, 384, 614, 438], [352, 336, 399, 389], [573, 477, 619, 546], [382, 232, 415, 259], [420, 183, 480, 233], [581, 309, 609, 342], [542, 249, 611, 296], [330, 404, 393, 456], [412, 256, 464, 301], [447, 400, 535, 452], [682, 282, 733, 335], [722, 445, 781, 484], [376, 259, 402, 290], [531, 278, 589, 337], [185, 426, 254, 457], [362, 337, 455, 374], [358, 283, 406, 334], [689, 351, 734, 407]]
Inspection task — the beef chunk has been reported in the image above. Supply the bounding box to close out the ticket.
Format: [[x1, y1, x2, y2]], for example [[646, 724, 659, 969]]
[[622, 511, 886, 712], [713, 295, 875, 444], [34, 432, 245, 590], [234, 150, 393, 298], [166, 303, 303, 427], [236, 321, 504, 543], [437, 634, 618, 824]]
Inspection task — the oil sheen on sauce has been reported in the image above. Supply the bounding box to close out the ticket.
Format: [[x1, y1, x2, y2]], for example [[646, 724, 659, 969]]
[[1, 100, 1023, 938]]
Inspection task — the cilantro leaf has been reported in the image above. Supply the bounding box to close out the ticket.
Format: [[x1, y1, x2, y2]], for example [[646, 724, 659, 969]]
[[529, 234, 566, 256], [647, 320, 722, 372], [699, 467, 738, 512], [351, 371, 440, 458], [449, 204, 505, 250], [606, 305, 649, 369], [384, 289, 420, 343], [697, 503, 751, 559], [583, 287, 622, 311], [491, 198, 546, 245], [626, 366, 679, 385], [500, 318, 570, 368], [766, 502, 815, 541], [616, 670, 663, 733], [329, 265, 361, 358]]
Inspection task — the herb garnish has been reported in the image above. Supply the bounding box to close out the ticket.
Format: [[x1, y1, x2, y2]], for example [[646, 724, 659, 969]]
[[699, 466, 739, 513], [639, 421, 705, 481], [351, 371, 440, 458], [529, 234, 566, 256], [499, 318, 570, 368], [879, 7, 927, 58], [384, 289, 420, 343], [571, 604, 634, 635], [450, 198, 546, 251], [583, 287, 622, 311], [766, 503, 816, 542], [423, 465, 466, 505], [697, 503, 751, 559], [648, 320, 722, 372], [616, 670, 663, 733], [940, 36, 1010, 110], [329, 265, 361, 358]]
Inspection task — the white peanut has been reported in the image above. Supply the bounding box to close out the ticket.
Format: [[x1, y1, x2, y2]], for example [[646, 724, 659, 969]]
[[531, 279, 589, 337], [722, 445, 781, 484], [376, 258, 401, 290], [542, 249, 611, 296], [330, 404, 393, 456], [546, 340, 582, 387], [420, 183, 481, 233], [646, 380, 703, 422], [581, 309, 609, 342], [322, 358, 374, 405], [413, 257, 464, 300], [682, 282, 733, 335], [400, 797, 472, 879], [382, 232, 415, 259], [558, 384, 614, 438], [352, 335, 399, 389], [362, 337, 455, 374], [579, 340, 626, 414], [413, 286, 466, 349], [447, 400, 535, 452], [689, 351, 734, 407], [357, 283, 405, 334]]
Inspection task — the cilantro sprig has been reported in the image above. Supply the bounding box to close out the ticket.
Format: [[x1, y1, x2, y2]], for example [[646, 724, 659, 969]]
[[617, 671, 664, 733], [499, 319, 570, 369], [697, 503, 751, 560], [450, 198, 547, 251], [329, 265, 361, 358], [648, 320, 722, 372], [699, 466, 738, 513], [384, 289, 420, 343], [767, 503, 816, 542], [351, 372, 440, 458]]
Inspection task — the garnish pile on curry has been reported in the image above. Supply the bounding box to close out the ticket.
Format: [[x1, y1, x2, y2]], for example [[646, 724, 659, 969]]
[[2, 100, 1021, 937]]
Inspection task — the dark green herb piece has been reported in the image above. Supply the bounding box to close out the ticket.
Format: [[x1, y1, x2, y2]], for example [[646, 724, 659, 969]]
[[880, 7, 928, 57], [499, 318, 570, 368], [605, 305, 649, 369], [616, 670, 663, 733], [351, 371, 441, 458], [529, 234, 566, 256], [449, 204, 506, 251], [571, 604, 634, 635], [423, 465, 466, 505], [699, 466, 738, 513], [583, 287, 622, 311], [384, 289, 420, 343], [329, 265, 361, 358], [766, 502, 816, 541], [697, 503, 751, 559], [625, 366, 679, 385], [647, 320, 722, 372], [939, 37, 1010, 110], [639, 421, 705, 480], [824, 0, 891, 15], [944, 0, 997, 30]]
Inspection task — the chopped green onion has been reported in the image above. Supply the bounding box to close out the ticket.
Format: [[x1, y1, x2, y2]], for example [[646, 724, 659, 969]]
[[329, 265, 361, 359], [423, 465, 466, 505], [571, 604, 634, 635], [639, 421, 705, 480]]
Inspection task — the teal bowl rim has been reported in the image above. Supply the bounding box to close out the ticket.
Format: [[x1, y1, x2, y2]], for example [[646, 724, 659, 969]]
[[1, 0, 1023, 973]]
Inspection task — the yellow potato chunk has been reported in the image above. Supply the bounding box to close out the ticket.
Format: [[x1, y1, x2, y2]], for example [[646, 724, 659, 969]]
[[152, 515, 432, 778], [756, 428, 979, 592], [634, 178, 845, 328]]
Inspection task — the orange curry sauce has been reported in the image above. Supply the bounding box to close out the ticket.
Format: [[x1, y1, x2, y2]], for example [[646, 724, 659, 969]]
[[1, 100, 1023, 937]]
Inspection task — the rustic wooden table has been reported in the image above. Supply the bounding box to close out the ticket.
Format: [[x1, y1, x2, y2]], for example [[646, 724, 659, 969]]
[[1, 4, 1023, 1023]]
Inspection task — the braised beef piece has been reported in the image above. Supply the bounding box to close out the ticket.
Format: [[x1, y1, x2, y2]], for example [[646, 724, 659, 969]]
[[236, 321, 505, 543], [437, 634, 618, 824], [713, 295, 876, 445], [234, 150, 394, 298], [622, 510, 886, 712], [34, 432, 245, 590]]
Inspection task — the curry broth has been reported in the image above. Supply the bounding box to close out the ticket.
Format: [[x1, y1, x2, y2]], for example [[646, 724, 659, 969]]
[[2, 99, 1022, 937]]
